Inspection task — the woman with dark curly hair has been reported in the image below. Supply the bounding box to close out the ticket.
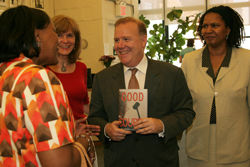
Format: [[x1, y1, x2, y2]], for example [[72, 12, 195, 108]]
[[181, 5, 250, 167]]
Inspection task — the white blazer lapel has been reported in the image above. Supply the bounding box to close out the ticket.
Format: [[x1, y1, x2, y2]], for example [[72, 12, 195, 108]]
[[216, 49, 239, 83], [195, 55, 214, 89]]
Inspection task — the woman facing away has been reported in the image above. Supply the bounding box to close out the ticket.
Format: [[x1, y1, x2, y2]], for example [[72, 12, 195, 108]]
[[181, 5, 250, 167], [0, 6, 100, 167], [47, 15, 90, 123]]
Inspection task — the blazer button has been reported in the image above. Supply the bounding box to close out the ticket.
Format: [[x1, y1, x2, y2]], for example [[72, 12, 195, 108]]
[[214, 92, 218, 96]]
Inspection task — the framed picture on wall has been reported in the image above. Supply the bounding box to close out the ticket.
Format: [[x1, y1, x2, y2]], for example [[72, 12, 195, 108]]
[[31, 0, 44, 9], [9, 0, 27, 7], [0, 0, 7, 7]]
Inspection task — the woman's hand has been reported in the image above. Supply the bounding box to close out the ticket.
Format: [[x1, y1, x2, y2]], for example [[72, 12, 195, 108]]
[[75, 116, 101, 136]]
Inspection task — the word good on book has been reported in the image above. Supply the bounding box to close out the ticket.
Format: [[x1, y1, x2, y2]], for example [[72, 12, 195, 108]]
[[119, 89, 148, 131], [120, 92, 144, 101]]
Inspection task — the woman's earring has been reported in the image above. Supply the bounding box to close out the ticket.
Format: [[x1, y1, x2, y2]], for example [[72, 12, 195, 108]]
[[226, 34, 229, 40]]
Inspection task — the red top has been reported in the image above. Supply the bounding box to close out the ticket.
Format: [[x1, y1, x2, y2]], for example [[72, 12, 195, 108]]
[[47, 61, 89, 120]]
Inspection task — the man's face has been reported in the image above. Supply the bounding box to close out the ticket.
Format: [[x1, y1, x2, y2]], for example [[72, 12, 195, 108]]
[[114, 22, 147, 67]]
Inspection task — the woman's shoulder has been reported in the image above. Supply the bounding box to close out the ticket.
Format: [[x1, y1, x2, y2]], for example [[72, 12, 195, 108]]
[[1, 61, 58, 89], [184, 48, 204, 60], [232, 47, 250, 63], [76, 61, 86, 65], [233, 47, 250, 54], [76, 61, 87, 68]]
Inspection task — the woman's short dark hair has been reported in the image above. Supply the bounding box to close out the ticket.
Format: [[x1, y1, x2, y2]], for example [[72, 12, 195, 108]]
[[52, 15, 81, 64], [197, 5, 245, 48], [0, 5, 51, 62]]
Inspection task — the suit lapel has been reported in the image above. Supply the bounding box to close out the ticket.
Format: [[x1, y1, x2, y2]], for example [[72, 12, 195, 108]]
[[110, 63, 126, 100], [216, 50, 238, 82], [195, 56, 214, 89], [145, 59, 160, 104]]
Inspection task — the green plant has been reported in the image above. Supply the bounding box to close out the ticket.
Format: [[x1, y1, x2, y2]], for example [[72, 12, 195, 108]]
[[139, 14, 150, 28], [99, 55, 115, 68], [141, 8, 202, 63]]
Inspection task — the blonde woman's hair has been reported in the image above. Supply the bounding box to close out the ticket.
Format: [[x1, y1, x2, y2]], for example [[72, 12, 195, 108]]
[[52, 15, 82, 63]]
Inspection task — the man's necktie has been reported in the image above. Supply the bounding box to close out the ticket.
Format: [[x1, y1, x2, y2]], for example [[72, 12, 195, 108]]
[[128, 68, 139, 89]]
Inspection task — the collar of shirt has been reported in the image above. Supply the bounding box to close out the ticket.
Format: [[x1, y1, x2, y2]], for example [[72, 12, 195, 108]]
[[123, 55, 148, 89], [202, 45, 232, 79]]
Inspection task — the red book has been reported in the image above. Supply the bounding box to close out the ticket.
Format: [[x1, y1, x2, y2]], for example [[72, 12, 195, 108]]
[[118, 89, 148, 131]]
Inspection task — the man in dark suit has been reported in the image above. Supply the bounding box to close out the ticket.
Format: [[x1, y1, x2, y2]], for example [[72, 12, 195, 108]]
[[88, 17, 195, 167]]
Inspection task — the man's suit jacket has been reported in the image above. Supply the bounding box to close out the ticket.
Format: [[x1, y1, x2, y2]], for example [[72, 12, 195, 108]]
[[88, 58, 195, 167], [181, 47, 250, 164]]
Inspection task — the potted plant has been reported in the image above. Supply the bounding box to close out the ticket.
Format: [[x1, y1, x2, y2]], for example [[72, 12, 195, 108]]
[[140, 8, 202, 63], [99, 55, 116, 68]]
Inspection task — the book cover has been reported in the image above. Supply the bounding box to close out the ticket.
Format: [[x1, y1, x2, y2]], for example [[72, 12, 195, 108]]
[[118, 89, 148, 131]]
